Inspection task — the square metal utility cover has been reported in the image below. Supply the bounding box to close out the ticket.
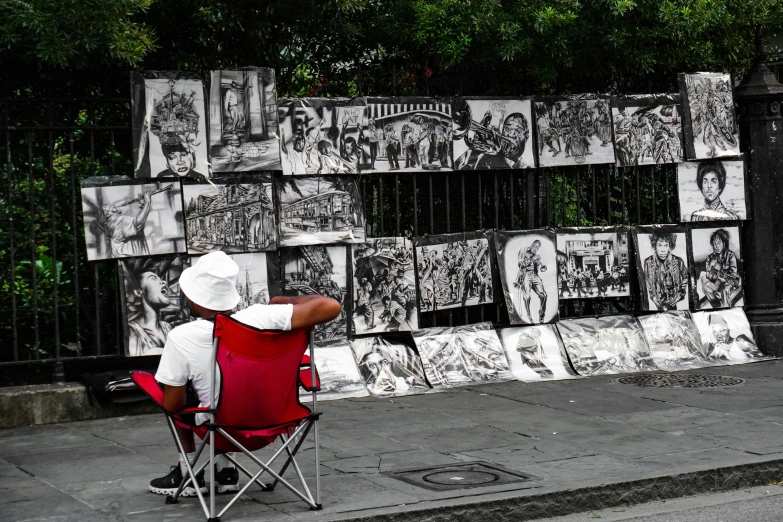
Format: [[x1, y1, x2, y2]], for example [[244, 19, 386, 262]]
[[387, 461, 539, 491]]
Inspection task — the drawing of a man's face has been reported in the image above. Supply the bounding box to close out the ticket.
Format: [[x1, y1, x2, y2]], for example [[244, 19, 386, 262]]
[[363, 352, 398, 392], [501, 114, 529, 160], [136, 271, 171, 310], [102, 204, 119, 216], [711, 323, 730, 343], [711, 236, 725, 254], [700, 171, 721, 203], [654, 238, 671, 261], [530, 240, 541, 254]]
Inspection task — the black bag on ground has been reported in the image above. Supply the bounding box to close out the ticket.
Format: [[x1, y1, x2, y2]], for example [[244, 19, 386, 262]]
[[80, 371, 150, 406]]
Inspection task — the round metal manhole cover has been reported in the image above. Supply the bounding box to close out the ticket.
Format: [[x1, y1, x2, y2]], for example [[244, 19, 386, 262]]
[[422, 470, 500, 486], [616, 374, 745, 389]]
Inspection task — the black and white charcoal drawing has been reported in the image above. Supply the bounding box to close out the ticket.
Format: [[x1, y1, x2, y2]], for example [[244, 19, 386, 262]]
[[209, 68, 281, 172], [677, 159, 747, 222], [612, 95, 684, 167], [494, 229, 559, 325], [555, 227, 631, 300], [119, 255, 191, 357], [497, 325, 578, 382], [301, 340, 368, 401], [412, 323, 513, 388], [638, 311, 711, 370], [556, 316, 658, 376], [182, 176, 276, 254], [414, 231, 495, 313], [692, 308, 768, 364], [533, 97, 615, 167], [283, 246, 348, 342], [690, 225, 744, 310], [278, 98, 364, 175], [81, 177, 185, 261], [277, 176, 365, 247], [452, 98, 535, 170], [349, 336, 431, 397], [679, 72, 740, 159], [633, 225, 690, 312], [230, 252, 281, 310], [364, 99, 453, 173], [352, 238, 417, 334], [131, 72, 210, 179]]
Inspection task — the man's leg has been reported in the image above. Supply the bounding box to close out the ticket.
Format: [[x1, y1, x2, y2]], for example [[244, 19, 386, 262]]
[[533, 278, 547, 322]]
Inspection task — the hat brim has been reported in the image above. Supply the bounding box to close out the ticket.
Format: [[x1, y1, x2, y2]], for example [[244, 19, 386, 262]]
[[179, 265, 241, 311]]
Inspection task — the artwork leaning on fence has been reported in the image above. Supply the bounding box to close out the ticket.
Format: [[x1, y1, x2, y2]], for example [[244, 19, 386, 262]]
[[414, 231, 495, 313], [611, 94, 684, 167], [363, 98, 454, 173], [638, 311, 712, 370], [677, 159, 747, 222], [689, 225, 744, 310], [533, 96, 616, 167], [555, 227, 631, 300], [494, 229, 559, 325], [208, 68, 281, 172], [679, 72, 740, 160], [633, 225, 691, 312], [182, 175, 276, 254], [278, 98, 361, 175], [276, 175, 365, 247], [350, 335, 431, 397], [451, 98, 535, 170], [81, 177, 186, 261], [556, 315, 657, 376], [283, 245, 348, 342], [413, 323, 513, 388], [497, 325, 578, 382], [119, 255, 191, 357], [691, 308, 768, 364], [301, 340, 368, 401], [131, 71, 210, 180], [352, 238, 417, 334]]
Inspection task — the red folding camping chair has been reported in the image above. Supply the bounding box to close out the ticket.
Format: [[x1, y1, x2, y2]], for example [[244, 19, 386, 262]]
[[131, 313, 323, 521]]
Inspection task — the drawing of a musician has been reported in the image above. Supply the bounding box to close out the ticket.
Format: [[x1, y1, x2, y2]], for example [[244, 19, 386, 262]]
[[98, 191, 153, 257]]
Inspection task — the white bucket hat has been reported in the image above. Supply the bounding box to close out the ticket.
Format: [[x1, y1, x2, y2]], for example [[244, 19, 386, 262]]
[[179, 252, 241, 311]]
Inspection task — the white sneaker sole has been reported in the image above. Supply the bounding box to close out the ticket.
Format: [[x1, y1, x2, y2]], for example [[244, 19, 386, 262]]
[[216, 483, 240, 494], [149, 485, 208, 497]]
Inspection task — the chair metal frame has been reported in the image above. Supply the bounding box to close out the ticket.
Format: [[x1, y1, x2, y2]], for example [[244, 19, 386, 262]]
[[146, 324, 322, 522]]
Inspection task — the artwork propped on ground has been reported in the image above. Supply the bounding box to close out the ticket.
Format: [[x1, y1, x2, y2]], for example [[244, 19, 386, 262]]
[[691, 308, 768, 364], [451, 98, 535, 170], [633, 225, 690, 311], [533, 97, 615, 167], [364, 98, 454, 173], [301, 340, 368, 401], [209, 68, 280, 172], [81, 177, 186, 261], [131, 71, 210, 179], [414, 231, 495, 313], [555, 227, 631, 300], [677, 159, 747, 222], [497, 325, 578, 382], [556, 315, 658, 376], [352, 238, 417, 334], [278, 98, 363, 175], [276, 175, 365, 247], [119, 255, 191, 357], [412, 323, 513, 388], [611, 94, 684, 167], [283, 245, 348, 342], [638, 311, 712, 370], [494, 229, 559, 324], [690, 224, 744, 310], [182, 175, 276, 254], [350, 335, 431, 397], [229, 252, 281, 310], [679, 72, 740, 160]]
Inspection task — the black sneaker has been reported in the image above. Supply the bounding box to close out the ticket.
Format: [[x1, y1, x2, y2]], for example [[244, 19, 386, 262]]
[[149, 465, 207, 497], [214, 465, 240, 494]]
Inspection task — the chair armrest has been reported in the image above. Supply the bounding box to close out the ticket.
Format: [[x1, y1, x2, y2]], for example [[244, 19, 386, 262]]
[[299, 365, 321, 392], [130, 370, 164, 408]]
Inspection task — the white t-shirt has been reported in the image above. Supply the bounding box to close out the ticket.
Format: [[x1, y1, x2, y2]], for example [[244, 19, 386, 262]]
[[155, 304, 293, 424]]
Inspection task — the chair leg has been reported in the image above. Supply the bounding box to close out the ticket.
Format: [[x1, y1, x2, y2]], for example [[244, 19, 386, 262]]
[[224, 453, 268, 490], [166, 417, 210, 519], [313, 418, 322, 510], [171, 436, 209, 501], [280, 433, 314, 504], [266, 421, 314, 491]]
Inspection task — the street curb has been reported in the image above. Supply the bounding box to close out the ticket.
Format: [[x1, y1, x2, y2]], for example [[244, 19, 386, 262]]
[[337, 458, 783, 522]]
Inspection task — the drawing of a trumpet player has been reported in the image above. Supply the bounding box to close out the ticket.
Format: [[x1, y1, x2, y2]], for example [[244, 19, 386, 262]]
[[98, 185, 172, 258]]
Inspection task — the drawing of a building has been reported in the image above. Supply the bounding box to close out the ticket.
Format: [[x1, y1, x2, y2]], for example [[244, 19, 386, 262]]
[[185, 184, 274, 252], [564, 234, 629, 272], [235, 267, 268, 309], [281, 191, 354, 234]]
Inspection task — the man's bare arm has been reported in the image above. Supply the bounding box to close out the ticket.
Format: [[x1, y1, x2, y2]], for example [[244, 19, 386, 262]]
[[270, 295, 342, 330], [162, 384, 187, 413]]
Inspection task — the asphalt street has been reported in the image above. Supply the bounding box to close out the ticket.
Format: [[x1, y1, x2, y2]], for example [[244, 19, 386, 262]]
[[546, 485, 783, 522]]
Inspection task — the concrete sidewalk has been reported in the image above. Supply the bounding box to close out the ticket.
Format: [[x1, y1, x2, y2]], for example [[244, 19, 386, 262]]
[[2, 361, 783, 522]]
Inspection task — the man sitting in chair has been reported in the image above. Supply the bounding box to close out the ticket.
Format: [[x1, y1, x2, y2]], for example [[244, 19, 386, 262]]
[[150, 251, 341, 497]]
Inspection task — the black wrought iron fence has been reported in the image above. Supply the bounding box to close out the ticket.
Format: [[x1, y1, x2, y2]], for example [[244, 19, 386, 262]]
[[0, 95, 678, 369]]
